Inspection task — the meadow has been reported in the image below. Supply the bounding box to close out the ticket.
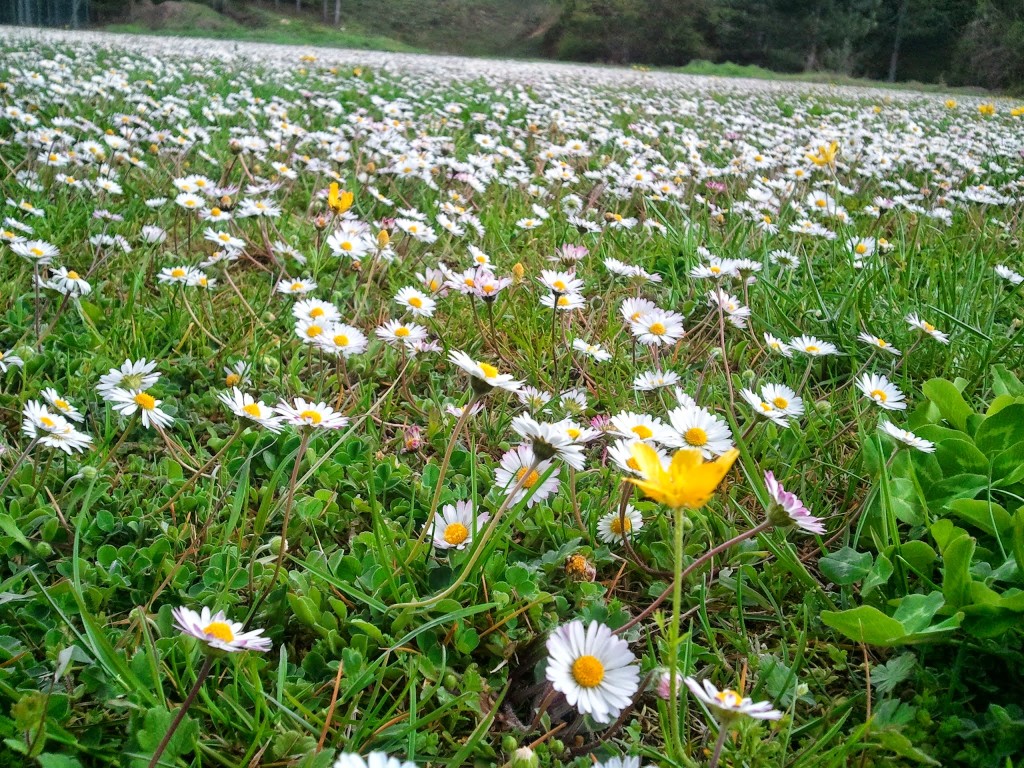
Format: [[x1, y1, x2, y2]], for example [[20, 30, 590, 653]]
[[1, 28, 1024, 768]]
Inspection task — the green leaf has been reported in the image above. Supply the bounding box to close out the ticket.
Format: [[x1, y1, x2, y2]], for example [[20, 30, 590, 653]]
[[975, 404, 1024, 455], [821, 606, 906, 645], [922, 378, 973, 431], [819, 547, 872, 585], [37, 755, 84, 768], [871, 653, 916, 695], [945, 499, 1012, 539], [992, 443, 1024, 487], [939, 533, 976, 609], [891, 591, 944, 633], [935, 438, 988, 477], [898, 540, 937, 576], [874, 728, 942, 765], [862, 553, 894, 597], [991, 365, 1024, 397]]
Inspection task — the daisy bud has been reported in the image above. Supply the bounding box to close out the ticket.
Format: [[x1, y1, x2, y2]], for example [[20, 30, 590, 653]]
[[402, 425, 422, 453], [314, 213, 330, 230], [229, 139, 243, 154], [565, 553, 596, 582], [365, 161, 376, 173], [512, 262, 525, 282], [509, 747, 538, 768], [655, 669, 685, 700], [268, 535, 286, 556], [741, 369, 756, 384]]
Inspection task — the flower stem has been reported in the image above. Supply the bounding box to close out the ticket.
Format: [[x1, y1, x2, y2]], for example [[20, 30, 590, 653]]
[[0, 438, 39, 498], [393, 459, 539, 610], [147, 654, 213, 768], [255, 431, 311, 613], [615, 519, 772, 635], [708, 722, 729, 768], [404, 401, 475, 565]]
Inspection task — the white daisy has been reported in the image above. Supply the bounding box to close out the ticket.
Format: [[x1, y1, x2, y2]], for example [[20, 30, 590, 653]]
[[684, 677, 783, 722], [879, 420, 935, 452], [858, 373, 906, 410], [428, 500, 490, 550], [218, 388, 284, 433], [493, 444, 559, 507], [275, 398, 349, 429], [171, 606, 271, 653], [665, 404, 734, 458], [597, 505, 643, 544], [545, 620, 640, 723]]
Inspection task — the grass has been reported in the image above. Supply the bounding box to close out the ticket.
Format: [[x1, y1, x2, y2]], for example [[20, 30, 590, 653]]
[[0, 26, 1023, 768], [104, 1, 419, 52]]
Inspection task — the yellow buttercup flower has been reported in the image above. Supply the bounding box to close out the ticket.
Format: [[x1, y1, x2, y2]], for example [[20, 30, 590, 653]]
[[328, 182, 353, 214], [627, 443, 738, 510], [805, 141, 839, 168], [978, 103, 996, 117]]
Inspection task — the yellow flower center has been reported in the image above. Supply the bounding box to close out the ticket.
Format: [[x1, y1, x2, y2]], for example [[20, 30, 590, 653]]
[[715, 689, 743, 708], [306, 325, 323, 338], [923, 322, 935, 332], [515, 467, 541, 488], [870, 389, 888, 402], [55, 399, 69, 410], [626, 457, 640, 470], [211, 207, 222, 216], [429, 279, 440, 291], [310, 307, 324, 318], [805, 345, 819, 353], [290, 282, 304, 291], [649, 322, 667, 335], [334, 334, 349, 347], [409, 296, 423, 308], [710, 266, 721, 274], [134, 392, 156, 410], [567, 428, 581, 439], [478, 362, 499, 378], [30, 247, 43, 257], [171, 268, 185, 278], [66, 271, 80, 280], [40, 415, 56, 427], [225, 373, 240, 387], [631, 425, 654, 440], [815, 199, 826, 207], [203, 622, 235, 643], [609, 516, 632, 535], [772, 397, 789, 409], [552, 279, 566, 292], [443, 522, 469, 546], [876, 339, 888, 347], [855, 243, 867, 254], [299, 409, 323, 424], [395, 327, 410, 338], [571, 655, 605, 688], [684, 427, 708, 447], [557, 296, 571, 307], [243, 403, 262, 418]]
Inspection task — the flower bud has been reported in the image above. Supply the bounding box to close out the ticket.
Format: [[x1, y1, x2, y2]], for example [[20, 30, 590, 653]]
[[565, 553, 596, 582], [509, 747, 538, 768]]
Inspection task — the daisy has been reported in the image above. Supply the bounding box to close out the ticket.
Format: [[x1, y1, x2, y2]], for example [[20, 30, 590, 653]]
[[541, 292, 586, 311], [21, 402, 92, 454], [317, 324, 368, 358], [789, 334, 838, 357], [858, 373, 906, 410], [995, 264, 1023, 286], [631, 309, 685, 346], [739, 388, 791, 427], [684, 678, 783, 723], [275, 398, 349, 429], [665, 404, 734, 458], [429, 500, 490, 550], [44, 267, 91, 296], [448, 350, 522, 394], [763, 333, 792, 357], [620, 297, 657, 324], [158, 265, 200, 285], [597, 505, 644, 544], [493, 444, 560, 507], [879, 420, 935, 452], [858, 332, 901, 356], [292, 299, 340, 325], [0, 349, 24, 373], [331, 753, 415, 768], [10, 239, 58, 265], [218, 388, 284, 433], [276, 277, 318, 295], [518, 386, 553, 413], [760, 384, 804, 418], [295, 318, 328, 343], [633, 369, 680, 391], [905, 313, 949, 344], [223, 361, 251, 388], [545, 620, 640, 723], [764, 471, 824, 533], [97, 358, 160, 397], [171, 606, 271, 653], [610, 411, 673, 444], [511, 415, 586, 470], [573, 337, 610, 362], [41, 387, 84, 422], [554, 418, 601, 444], [376, 320, 428, 347], [394, 286, 437, 318], [109, 389, 174, 429], [538, 269, 584, 295]]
